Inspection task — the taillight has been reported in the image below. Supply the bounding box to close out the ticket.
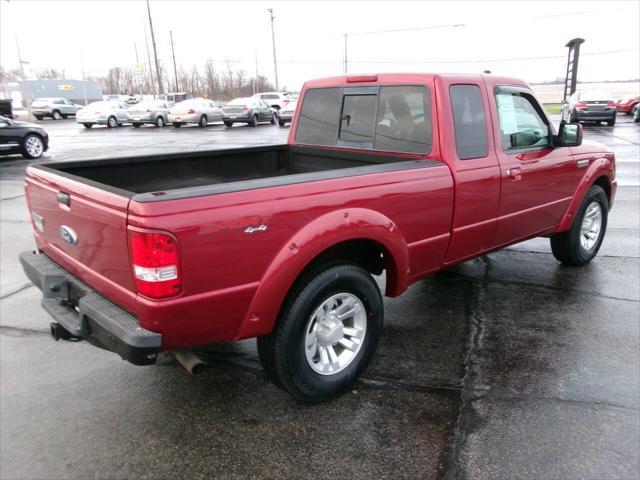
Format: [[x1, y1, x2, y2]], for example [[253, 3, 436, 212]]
[[606, 102, 617, 108], [243, 106, 248, 111], [146, 108, 152, 113], [283, 99, 289, 104], [129, 229, 181, 299], [187, 108, 196, 114], [575, 103, 588, 109]]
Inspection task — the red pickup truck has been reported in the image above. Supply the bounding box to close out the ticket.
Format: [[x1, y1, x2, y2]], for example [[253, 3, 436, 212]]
[[20, 73, 616, 401]]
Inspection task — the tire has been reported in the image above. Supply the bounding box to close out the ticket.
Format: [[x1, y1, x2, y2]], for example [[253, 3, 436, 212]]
[[52, 110, 62, 120], [607, 117, 616, 127], [107, 116, 117, 128], [21, 134, 45, 159], [155, 116, 165, 127], [61, 114, 68, 119], [173, 123, 182, 128], [249, 114, 258, 127], [83, 123, 93, 129], [550, 185, 608, 266], [132, 123, 142, 128], [34, 116, 43, 121], [278, 120, 286, 127], [270, 112, 278, 125], [625, 104, 637, 116], [257, 263, 383, 402], [633, 105, 640, 123], [198, 115, 208, 128], [224, 121, 233, 127]]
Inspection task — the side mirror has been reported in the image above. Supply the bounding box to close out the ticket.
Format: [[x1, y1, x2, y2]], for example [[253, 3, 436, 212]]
[[554, 121, 583, 147]]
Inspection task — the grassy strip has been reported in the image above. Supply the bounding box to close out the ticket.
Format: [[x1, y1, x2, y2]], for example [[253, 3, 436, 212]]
[[543, 103, 563, 115]]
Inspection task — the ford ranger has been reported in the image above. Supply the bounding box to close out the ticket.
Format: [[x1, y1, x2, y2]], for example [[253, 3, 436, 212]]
[[20, 73, 616, 401]]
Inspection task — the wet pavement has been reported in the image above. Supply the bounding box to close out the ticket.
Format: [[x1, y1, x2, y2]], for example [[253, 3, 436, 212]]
[[1, 116, 638, 479]]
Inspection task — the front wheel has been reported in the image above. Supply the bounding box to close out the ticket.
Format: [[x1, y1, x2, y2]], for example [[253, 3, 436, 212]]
[[550, 185, 608, 266], [21, 134, 44, 159], [270, 112, 278, 125], [278, 120, 286, 127], [52, 110, 62, 120], [155, 116, 165, 127], [132, 123, 142, 128], [173, 123, 182, 128], [257, 264, 383, 402], [223, 121, 233, 127], [607, 117, 616, 127], [83, 123, 93, 129]]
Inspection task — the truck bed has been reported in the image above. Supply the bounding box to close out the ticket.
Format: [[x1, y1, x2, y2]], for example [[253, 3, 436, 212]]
[[36, 145, 425, 201]]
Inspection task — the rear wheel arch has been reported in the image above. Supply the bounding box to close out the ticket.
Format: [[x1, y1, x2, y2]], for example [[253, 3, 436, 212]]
[[234, 209, 410, 340]]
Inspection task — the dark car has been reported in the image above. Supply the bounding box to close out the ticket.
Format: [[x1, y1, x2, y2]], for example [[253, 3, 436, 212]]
[[0, 115, 49, 159], [562, 90, 617, 126], [222, 97, 278, 127]]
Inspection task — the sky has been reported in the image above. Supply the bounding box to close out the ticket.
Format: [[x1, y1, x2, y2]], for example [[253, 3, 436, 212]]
[[1, 0, 639, 91]]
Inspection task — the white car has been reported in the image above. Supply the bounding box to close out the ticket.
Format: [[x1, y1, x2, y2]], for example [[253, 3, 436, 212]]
[[76, 101, 130, 129], [168, 99, 223, 128], [252, 92, 291, 111], [32, 98, 83, 120]]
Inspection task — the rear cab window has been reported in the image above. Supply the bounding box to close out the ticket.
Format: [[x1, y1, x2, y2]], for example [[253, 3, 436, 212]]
[[295, 85, 432, 155], [449, 85, 488, 160]]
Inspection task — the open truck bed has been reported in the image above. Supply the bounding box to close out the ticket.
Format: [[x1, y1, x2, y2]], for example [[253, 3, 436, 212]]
[[35, 145, 424, 201]]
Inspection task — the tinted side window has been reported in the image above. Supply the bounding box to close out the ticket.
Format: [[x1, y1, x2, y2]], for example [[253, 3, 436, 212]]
[[450, 85, 488, 160], [295, 88, 340, 146], [339, 94, 377, 144], [495, 90, 550, 150], [374, 85, 431, 154]]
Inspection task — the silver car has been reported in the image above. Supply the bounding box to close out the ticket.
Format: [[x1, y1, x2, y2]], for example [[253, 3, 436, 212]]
[[32, 98, 83, 120], [168, 99, 223, 128], [75, 101, 130, 129], [127, 100, 171, 128]]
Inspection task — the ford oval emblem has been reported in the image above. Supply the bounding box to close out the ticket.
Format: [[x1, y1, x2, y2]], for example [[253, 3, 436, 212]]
[[59, 225, 78, 246]]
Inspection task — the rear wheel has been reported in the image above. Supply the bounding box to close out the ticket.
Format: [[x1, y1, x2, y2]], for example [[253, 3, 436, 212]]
[[83, 123, 93, 129], [155, 116, 165, 127], [173, 123, 182, 128], [607, 117, 616, 126], [198, 115, 208, 128], [34, 116, 43, 121], [550, 185, 608, 266], [257, 263, 383, 401], [278, 119, 286, 127], [52, 110, 62, 120], [21, 134, 44, 159], [107, 116, 117, 128], [249, 114, 258, 127], [224, 121, 233, 127]]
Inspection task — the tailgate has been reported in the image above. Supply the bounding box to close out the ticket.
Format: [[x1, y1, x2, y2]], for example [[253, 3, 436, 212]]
[[25, 167, 136, 300]]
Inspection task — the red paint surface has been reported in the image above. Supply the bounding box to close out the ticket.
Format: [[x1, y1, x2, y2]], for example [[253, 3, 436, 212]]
[[25, 73, 616, 351]]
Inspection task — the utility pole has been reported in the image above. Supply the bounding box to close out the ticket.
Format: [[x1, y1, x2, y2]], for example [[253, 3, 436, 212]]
[[134, 42, 143, 98], [80, 52, 88, 105], [343, 34, 348, 74], [267, 8, 279, 90], [254, 49, 259, 95], [15, 36, 32, 119], [144, 28, 155, 95], [170, 30, 179, 92], [146, 0, 164, 94]]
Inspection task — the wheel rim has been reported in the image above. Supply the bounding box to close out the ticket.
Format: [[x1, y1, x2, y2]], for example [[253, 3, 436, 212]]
[[200, 116, 206, 127], [53, 111, 61, 120], [25, 136, 43, 157], [304, 293, 367, 376], [580, 201, 603, 251], [157, 117, 164, 127], [108, 117, 116, 127]]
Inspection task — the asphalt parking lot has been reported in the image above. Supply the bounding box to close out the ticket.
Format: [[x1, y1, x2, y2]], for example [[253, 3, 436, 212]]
[[1, 116, 638, 479]]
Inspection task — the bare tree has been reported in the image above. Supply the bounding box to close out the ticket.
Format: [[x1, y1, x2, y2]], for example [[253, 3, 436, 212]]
[[35, 68, 66, 79]]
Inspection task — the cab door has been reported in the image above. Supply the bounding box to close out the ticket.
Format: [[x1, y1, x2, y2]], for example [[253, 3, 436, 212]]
[[436, 77, 501, 264], [489, 86, 575, 246]]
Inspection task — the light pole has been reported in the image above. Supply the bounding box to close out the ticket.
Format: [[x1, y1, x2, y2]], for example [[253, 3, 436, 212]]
[[267, 8, 279, 90], [146, 0, 164, 94], [170, 30, 179, 92], [343, 34, 348, 74]]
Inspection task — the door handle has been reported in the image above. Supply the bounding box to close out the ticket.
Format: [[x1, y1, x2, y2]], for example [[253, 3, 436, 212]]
[[507, 167, 522, 179]]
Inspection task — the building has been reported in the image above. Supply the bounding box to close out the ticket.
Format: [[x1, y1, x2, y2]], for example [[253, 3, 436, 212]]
[[0, 79, 103, 107]]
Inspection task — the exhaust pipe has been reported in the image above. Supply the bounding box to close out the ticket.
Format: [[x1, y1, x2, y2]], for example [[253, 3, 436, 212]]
[[50, 322, 81, 341], [173, 350, 205, 376]]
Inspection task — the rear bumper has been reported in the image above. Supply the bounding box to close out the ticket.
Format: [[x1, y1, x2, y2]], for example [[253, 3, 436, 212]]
[[222, 113, 252, 122], [19, 251, 162, 365], [575, 109, 616, 121]]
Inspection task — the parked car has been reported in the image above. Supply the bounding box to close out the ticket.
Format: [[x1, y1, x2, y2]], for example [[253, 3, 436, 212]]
[[222, 97, 277, 127], [0, 114, 48, 159], [168, 99, 223, 128], [20, 73, 616, 402], [561, 90, 617, 126], [278, 100, 297, 126], [31, 98, 83, 120], [616, 96, 639, 115], [252, 91, 290, 110], [158, 92, 194, 104], [76, 101, 129, 129], [127, 100, 171, 128], [0, 99, 15, 119], [634, 104, 640, 123]]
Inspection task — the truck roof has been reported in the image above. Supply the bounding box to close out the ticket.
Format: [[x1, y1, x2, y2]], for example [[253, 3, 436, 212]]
[[302, 72, 528, 89]]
